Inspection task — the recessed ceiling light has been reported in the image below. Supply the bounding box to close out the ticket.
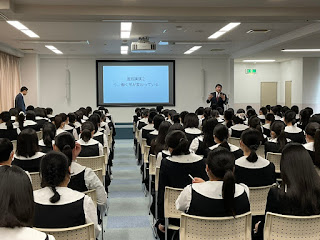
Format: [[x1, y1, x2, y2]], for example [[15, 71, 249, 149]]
[[121, 45, 129, 55], [7, 21, 28, 30], [121, 31, 131, 39], [208, 22, 241, 39], [121, 22, 132, 32], [243, 60, 276, 62], [281, 49, 320, 52], [208, 31, 226, 39], [184, 46, 202, 54], [45, 45, 63, 54], [21, 29, 39, 38]]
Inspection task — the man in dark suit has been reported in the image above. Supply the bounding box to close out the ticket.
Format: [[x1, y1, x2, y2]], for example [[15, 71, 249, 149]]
[[15, 86, 28, 113], [206, 84, 228, 110]]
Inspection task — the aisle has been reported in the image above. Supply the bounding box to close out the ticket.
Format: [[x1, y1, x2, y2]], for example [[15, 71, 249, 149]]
[[104, 139, 155, 240]]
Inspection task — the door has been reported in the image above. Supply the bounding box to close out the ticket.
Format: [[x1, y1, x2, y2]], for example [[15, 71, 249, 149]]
[[285, 81, 292, 107], [261, 82, 277, 107]]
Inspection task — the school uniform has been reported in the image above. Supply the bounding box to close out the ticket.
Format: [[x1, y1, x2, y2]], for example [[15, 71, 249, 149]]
[[184, 127, 202, 142], [262, 123, 271, 137], [63, 124, 79, 140], [23, 120, 41, 131], [68, 161, 107, 206], [176, 181, 250, 217], [0, 227, 55, 240], [156, 149, 171, 167], [209, 142, 244, 159], [258, 115, 266, 124], [235, 156, 276, 187], [229, 124, 249, 138], [303, 142, 315, 162], [189, 135, 206, 156], [93, 131, 108, 148], [284, 125, 305, 143], [38, 139, 54, 153], [157, 153, 208, 225], [12, 152, 46, 172], [146, 129, 158, 146], [274, 115, 282, 121], [35, 116, 49, 129], [73, 121, 82, 135], [55, 128, 66, 136], [264, 138, 290, 157], [0, 123, 19, 140], [77, 138, 104, 157], [137, 118, 148, 130], [33, 187, 100, 236], [141, 123, 155, 140]]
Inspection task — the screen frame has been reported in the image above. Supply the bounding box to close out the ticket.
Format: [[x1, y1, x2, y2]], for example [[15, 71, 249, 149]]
[[96, 60, 175, 107]]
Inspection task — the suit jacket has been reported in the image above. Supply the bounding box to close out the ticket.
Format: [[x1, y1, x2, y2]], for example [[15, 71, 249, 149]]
[[15, 93, 25, 113], [206, 92, 227, 109]]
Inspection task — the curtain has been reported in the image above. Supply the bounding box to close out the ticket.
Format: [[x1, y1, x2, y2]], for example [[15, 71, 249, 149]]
[[0, 51, 21, 112]]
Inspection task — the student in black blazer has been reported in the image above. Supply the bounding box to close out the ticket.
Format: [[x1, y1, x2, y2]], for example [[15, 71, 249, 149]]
[[14, 86, 28, 113], [265, 121, 289, 157], [284, 110, 305, 143], [206, 84, 228, 110], [303, 122, 320, 171]]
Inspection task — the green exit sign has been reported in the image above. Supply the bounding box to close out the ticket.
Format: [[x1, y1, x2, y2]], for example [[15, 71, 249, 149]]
[[245, 69, 257, 74]]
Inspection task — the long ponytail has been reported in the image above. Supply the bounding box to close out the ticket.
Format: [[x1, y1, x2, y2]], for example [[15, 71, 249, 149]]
[[241, 129, 260, 163], [165, 130, 190, 156], [18, 113, 24, 130], [222, 169, 236, 216]]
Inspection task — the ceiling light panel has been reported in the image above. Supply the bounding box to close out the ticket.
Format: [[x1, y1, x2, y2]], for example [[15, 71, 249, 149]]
[[243, 60, 275, 62], [21, 29, 39, 38], [121, 22, 132, 32], [282, 49, 320, 52], [7, 21, 28, 30], [184, 46, 202, 54], [45, 45, 63, 54], [208, 22, 241, 39]]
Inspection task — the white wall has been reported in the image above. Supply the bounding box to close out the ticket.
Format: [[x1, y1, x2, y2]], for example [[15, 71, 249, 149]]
[[36, 56, 233, 122]]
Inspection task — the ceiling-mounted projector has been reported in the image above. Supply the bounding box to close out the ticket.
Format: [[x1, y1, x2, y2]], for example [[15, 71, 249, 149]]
[[131, 37, 156, 53]]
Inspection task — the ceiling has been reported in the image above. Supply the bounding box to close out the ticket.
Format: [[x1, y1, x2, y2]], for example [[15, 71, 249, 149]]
[[1, 0, 320, 61]]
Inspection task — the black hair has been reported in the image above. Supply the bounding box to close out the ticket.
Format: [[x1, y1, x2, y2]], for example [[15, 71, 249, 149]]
[[248, 116, 263, 142], [34, 108, 46, 118], [156, 105, 163, 114], [0, 165, 34, 227], [202, 118, 218, 148], [68, 113, 76, 124], [211, 110, 220, 119], [0, 111, 13, 129], [17, 128, 39, 157], [45, 108, 53, 115], [227, 108, 235, 115], [305, 107, 314, 116], [215, 83, 222, 88], [93, 110, 102, 117], [59, 113, 67, 123], [260, 107, 267, 115], [237, 109, 245, 114], [142, 109, 150, 118], [195, 107, 205, 116], [207, 148, 236, 216], [172, 114, 180, 124], [281, 106, 290, 115], [270, 121, 287, 152], [148, 111, 158, 124], [85, 106, 92, 116], [184, 113, 199, 128], [17, 112, 25, 130], [54, 115, 63, 129], [89, 114, 101, 133], [20, 86, 28, 92], [309, 114, 320, 125], [165, 130, 190, 156], [81, 121, 95, 142], [284, 110, 296, 125], [180, 111, 189, 125], [152, 121, 171, 155], [26, 110, 36, 121], [214, 124, 230, 151], [280, 144, 320, 215], [203, 108, 212, 120], [0, 138, 13, 163], [153, 114, 165, 130], [217, 107, 224, 115], [291, 105, 299, 114], [42, 122, 56, 148], [271, 106, 282, 117], [240, 128, 260, 163], [232, 114, 245, 125], [246, 108, 257, 119], [305, 122, 320, 168], [40, 152, 71, 203], [26, 105, 34, 111], [246, 105, 252, 111], [299, 109, 311, 130], [224, 110, 233, 128], [266, 105, 271, 112], [54, 132, 75, 163], [9, 108, 19, 117], [265, 113, 275, 125], [168, 123, 184, 132]]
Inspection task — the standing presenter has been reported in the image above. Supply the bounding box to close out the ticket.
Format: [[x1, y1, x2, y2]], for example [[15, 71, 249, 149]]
[[206, 84, 228, 110]]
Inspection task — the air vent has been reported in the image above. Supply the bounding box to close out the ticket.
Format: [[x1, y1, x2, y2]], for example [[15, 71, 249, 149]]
[[247, 29, 271, 34], [210, 49, 225, 52], [0, 13, 8, 21]]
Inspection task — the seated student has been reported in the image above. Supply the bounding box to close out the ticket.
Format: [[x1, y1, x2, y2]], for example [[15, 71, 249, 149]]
[[53, 115, 66, 136], [223, 109, 233, 128], [297, 108, 311, 131], [235, 128, 276, 187], [209, 124, 243, 159], [202, 107, 212, 124], [34, 107, 49, 129], [9, 107, 19, 122], [190, 118, 218, 157], [137, 109, 149, 130], [196, 107, 205, 122], [33, 151, 100, 236], [0, 111, 19, 140], [179, 111, 189, 126], [23, 110, 41, 131], [60, 113, 78, 140], [54, 132, 107, 205], [183, 113, 202, 142], [166, 110, 176, 125], [68, 112, 81, 135], [229, 113, 249, 138], [12, 128, 45, 172], [258, 107, 267, 124], [284, 110, 305, 143], [147, 114, 165, 147], [46, 107, 54, 120], [89, 114, 108, 150], [77, 121, 104, 157], [291, 105, 300, 121], [0, 165, 55, 240], [133, 107, 141, 125], [157, 130, 208, 235], [271, 105, 282, 121], [248, 116, 266, 144], [176, 148, 250, 217], [152, 121, 172, 167], [303, 122, 320, 168], [262, 113, 275, 138], [255, 144, 320, 237], [39, 122, 56, 153], [141, 111, 157, 140], [265, 121, 289, 157]]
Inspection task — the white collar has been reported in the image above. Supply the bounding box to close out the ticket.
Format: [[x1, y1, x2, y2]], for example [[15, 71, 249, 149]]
[[167, 153, 203, 163], [77, 138, 99, 146], [150, 129, 158, 135], [285, 125, 303, 133], [14, 151, 45, 160], [303, 142, 314, 151], [209, 142, 239, 152], [235, 155, 270, 169], [185, 128, 202, 134], [231, 124, 249, 131]]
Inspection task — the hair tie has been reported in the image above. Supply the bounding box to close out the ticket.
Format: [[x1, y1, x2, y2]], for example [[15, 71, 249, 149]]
[[249, 144, 259, 151], [179, 138, 184, 143]]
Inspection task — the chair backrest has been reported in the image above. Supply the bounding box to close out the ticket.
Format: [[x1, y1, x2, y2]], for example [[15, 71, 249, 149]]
[[155, 167, 160, 192], [249, 185, 274, 216], [164, 186, 183, 219], [180, 212, 252, 240], [11, 140, 17, 152], [36, 131, 43, 140], [103, 147, 108, 164], [149, 154, 157, 175], [107, 134, 112, 149], [83, 189, 97, 207], [76, 155, 105, 175], [144, 145, 150, 163], [35, 223, 95, 240], [256, 145, 265, 157], [266, 152, 281, 173], [30, 172, 41, 191], [93, 168, 103, 183], [264, 212, 320, 240], [228, 137, 240, 147], [141, 138, 147, 154]]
